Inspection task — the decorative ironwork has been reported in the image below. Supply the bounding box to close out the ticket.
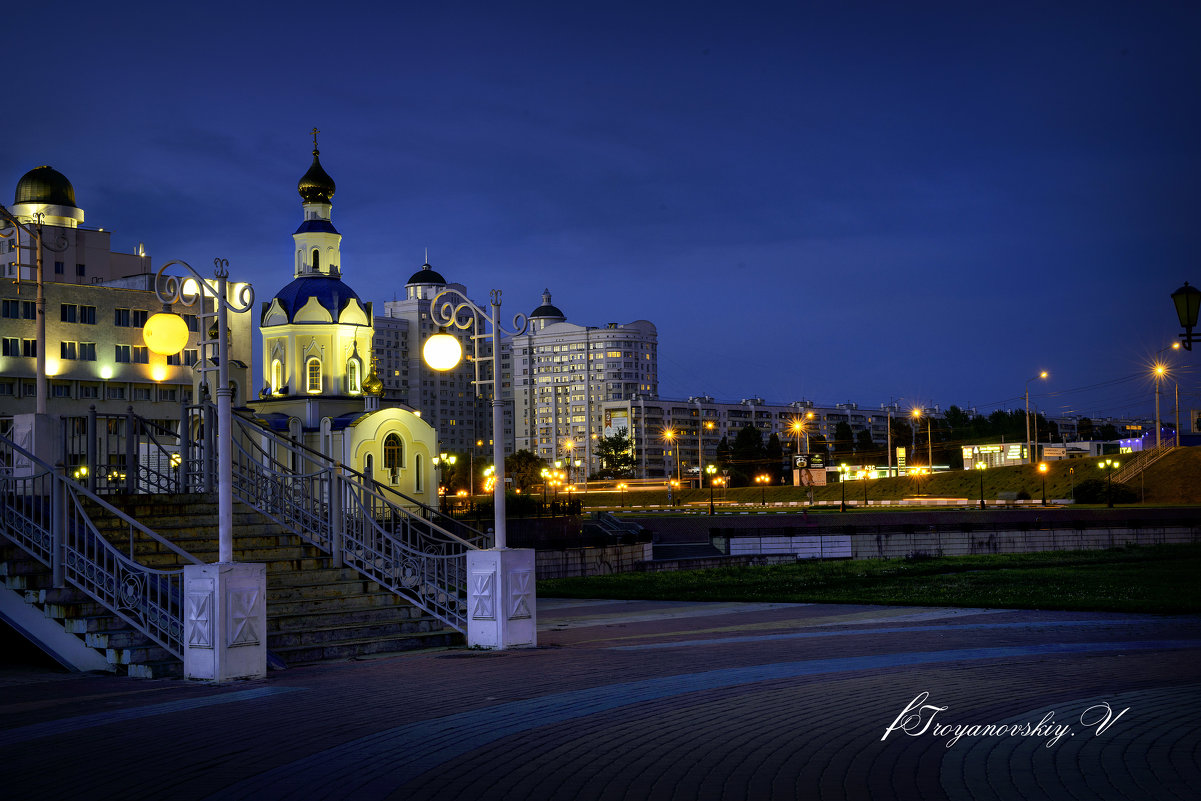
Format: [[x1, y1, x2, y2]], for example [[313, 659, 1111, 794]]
[[0, 433, 200, 660]]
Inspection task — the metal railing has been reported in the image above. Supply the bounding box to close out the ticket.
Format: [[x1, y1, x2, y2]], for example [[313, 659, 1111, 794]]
[[0, 433, 200, 659], [62, 405, 197, 496], [1113, 438, 1176, 484], [213, 406, 483, 632]]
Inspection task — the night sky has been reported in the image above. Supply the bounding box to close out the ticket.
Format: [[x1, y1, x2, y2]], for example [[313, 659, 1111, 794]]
[[6, 2, 1199, 422]]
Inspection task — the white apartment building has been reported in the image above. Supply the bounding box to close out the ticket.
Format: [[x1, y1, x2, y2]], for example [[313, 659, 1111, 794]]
[[600, 396, 934, 480], [509, 291, 657, 471]]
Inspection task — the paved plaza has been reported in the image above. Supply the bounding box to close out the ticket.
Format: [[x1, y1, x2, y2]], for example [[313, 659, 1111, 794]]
[[2, 599, 1199, 800]]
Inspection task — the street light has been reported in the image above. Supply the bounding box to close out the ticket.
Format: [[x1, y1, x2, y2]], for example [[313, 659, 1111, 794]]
[[662, 427, 681, 485], [706, 463, 717, 515], [1099, 458, 1121, 508], [425, 288, 528, 549], [755, 473, 769, 506], [617, 482, 627, 508], [146, 258, 253, 563], [1171, 282, 1200, 350], [0, 205, 70, 417], [1038, 462, 1048, 506], [1153, 363, 1167, 448], [975, 462, 987, 510], [1026, 371, 1048, 464], [911, 408, 932, 468], [432, 453, 456, 513]]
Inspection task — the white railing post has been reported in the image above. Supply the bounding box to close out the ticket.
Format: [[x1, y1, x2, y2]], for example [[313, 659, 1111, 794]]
[[51, 463, 65, 588], [329, 469, 344, 568]]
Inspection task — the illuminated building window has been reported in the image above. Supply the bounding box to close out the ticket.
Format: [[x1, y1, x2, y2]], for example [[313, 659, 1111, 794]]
[[271, 359, 283, 393], [306, 358, 322, 393]]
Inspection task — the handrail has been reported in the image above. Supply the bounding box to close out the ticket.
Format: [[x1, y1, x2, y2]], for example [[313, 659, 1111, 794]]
[[212, 405, 482, 632], [0, 433, 199, 660], [1113, 439, 1175, 484]]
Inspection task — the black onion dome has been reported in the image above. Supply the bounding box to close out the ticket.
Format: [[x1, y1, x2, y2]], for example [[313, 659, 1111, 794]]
[[407, 262, 446, 285], [271, 276, 365, 322], [298, 150, 336, 204], [530, 289, 565, 319], [15, 166, 78, 208]]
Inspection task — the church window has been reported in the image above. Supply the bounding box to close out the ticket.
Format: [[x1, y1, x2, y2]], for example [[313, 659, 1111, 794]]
[[312, 248, 320, 272], [415, 453, 423, 491], [271, 359, 283, 394], [347, 356, 362, 394], [306, 358, 322, 393]]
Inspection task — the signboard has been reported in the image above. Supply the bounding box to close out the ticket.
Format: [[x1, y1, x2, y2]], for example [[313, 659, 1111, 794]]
[[793, 454, 826, 469], [604, 408, 629, 438]]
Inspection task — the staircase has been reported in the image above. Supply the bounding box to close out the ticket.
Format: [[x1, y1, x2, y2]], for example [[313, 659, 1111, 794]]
[[1113, 439, 1176, 484], [91, 493, 465, 667], [1, 542, 181, 677]]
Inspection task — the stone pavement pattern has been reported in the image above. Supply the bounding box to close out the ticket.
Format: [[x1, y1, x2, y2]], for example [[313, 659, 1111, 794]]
[[1, 599, 1198, 800]]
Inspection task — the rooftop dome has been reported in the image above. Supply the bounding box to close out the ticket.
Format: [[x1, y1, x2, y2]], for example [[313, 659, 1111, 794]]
[[298, 149, 336, 204], [270, 275, 364, 322], [407, 262, 446, 286], [530, 289, 565, 320], [15, 166, 78, 208]]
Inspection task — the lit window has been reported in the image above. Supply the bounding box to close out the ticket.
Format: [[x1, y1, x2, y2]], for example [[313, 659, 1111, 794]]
[[306, 358, 322, 393], [271, 359, 283, 393]]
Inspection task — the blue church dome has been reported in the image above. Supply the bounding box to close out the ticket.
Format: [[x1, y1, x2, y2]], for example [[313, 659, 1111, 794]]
[[269, 275, 366, 323]]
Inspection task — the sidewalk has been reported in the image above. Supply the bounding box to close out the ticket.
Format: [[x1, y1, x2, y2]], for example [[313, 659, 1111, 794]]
[[2, 599, 1198, 800]]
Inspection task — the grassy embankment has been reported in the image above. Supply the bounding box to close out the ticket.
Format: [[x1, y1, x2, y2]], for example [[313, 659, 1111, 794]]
[[538, 543, 1201, 614]]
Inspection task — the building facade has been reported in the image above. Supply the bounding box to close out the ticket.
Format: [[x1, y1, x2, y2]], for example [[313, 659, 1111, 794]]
[[1, 166, 252, 427], [508, 291, 658, 473]]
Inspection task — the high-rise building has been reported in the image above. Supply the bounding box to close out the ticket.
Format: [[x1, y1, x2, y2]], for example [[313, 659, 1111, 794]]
[[508, 290, 658, 474]]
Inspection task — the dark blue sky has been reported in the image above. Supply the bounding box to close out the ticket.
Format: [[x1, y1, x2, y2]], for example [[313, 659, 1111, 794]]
[[7, 1, 1199, 422]]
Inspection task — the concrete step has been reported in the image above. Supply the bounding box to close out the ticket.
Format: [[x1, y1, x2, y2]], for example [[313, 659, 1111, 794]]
[[268, 602, 427, 632], [267, 590, 413, 618], [87, 628, 153, 650], [270, 629, 463, 666], [107, 642, 173, 665], [268, 616, 443, 648]]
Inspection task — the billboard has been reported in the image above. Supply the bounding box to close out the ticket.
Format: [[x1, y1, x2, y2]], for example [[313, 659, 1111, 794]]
[[604, 408, 629, 438]]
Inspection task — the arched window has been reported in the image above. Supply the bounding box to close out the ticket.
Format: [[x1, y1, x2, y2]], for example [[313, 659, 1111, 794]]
[[383, 433, 404, 469], [364, 454, 373, 480], [306, 358, 322, 393], [312, 248, 320, 272], [346, 357, 361, 394], [271, 359, 283, 394], [383, 433, 403, 484], [415, 453, 423, 491]]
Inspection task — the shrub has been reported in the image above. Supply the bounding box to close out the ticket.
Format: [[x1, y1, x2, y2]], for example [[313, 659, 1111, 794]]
[[1073, 478, 1138, 504]]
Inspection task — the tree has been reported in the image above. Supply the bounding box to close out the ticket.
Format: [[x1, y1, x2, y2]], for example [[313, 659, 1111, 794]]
[[854, 429, 877, 461], [730, 424, 765, 486], [832, 421, 855, 462], [765, 433, 784, 483], [593, 430, 635, 478], [504, 449, 545, 493], [808, 434, 830, 462], [1097, 423, 1121, 441]]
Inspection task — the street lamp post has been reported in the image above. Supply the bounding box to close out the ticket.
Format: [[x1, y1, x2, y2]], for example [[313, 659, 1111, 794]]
[[0, 206, 71, 419], [911, 408, 933, 468], [146, 258, 263, 680], [1038, 462, 1048, 506], [975, 462, 986, 510], [1099, 458, 1121, 508], [424, 287, 536, 649], [617, 482, 627, 508], [1171, 282, 1201, 350], [1026, 371, 1048, 464], [755, 473, 769, 506], [706, 463, 717, 515]]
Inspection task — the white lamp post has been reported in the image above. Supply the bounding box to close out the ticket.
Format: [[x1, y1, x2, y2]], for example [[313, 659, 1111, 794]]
[[1025, 371, 1048, 464], [147, 258, 263, 680], [424, 288, 535, 649]]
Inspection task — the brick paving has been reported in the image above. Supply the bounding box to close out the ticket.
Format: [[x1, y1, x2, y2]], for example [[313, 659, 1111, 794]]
[[1, 600, 1198, 800]]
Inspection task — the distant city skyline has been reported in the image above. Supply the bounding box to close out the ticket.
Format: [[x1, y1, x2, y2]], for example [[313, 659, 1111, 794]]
[[5, 2, 1197, 421]]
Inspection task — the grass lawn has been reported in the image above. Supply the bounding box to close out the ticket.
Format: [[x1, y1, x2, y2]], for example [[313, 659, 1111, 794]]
[[538, 544, 1201, 614]]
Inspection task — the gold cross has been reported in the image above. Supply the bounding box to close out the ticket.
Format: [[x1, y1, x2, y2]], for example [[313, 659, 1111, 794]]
[[311, 127, 320, 151]]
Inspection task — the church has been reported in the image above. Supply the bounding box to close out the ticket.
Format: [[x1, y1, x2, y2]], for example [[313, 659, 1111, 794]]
[[247, 135, 438, 508]]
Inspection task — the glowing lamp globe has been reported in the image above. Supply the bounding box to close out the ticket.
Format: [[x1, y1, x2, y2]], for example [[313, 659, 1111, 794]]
[[423, 332, 463, 371], [143, 313, 189, 355]]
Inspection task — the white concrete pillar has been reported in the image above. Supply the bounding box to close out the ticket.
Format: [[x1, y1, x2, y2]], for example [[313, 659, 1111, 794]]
[[184, 563, 267, 681], [466, 548, 536, 649]]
